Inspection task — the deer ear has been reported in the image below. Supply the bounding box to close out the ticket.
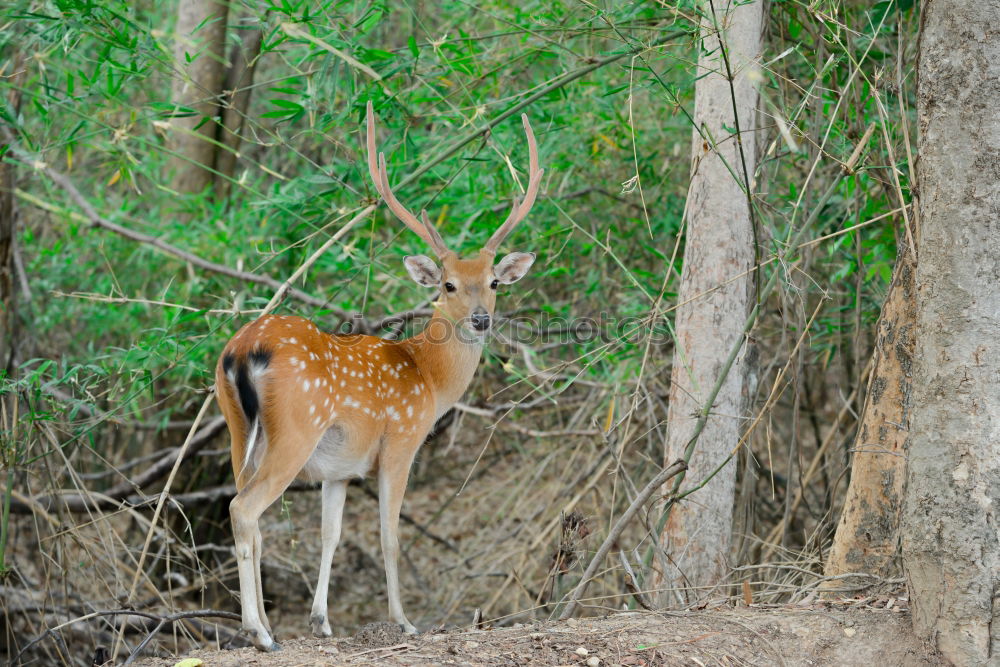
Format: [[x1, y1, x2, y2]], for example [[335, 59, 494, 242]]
[[403, 255, 442, 287], [494, 252, 535, 284]]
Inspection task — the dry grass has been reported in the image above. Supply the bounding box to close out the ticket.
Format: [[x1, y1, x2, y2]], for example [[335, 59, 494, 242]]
[[3, 320, 882, 665], [1, 3, 919, 664]]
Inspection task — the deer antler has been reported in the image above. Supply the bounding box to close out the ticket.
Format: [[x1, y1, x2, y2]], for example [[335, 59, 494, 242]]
[[366, 102, 542, 257], [483, 114, 544, 255], [366, 101, 451, 257]]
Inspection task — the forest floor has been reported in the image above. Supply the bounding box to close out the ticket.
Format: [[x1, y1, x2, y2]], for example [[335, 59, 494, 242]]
[[136, 607, 942, 666]]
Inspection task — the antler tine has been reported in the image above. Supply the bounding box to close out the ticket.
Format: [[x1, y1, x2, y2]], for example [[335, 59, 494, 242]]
[[366, 101, 384, 198], [376, 153, 437, 250], [484, 113, 544, 255], [366, 101, 451, 257], [524, 112, 539, 175], [420, 210, 450, 256]]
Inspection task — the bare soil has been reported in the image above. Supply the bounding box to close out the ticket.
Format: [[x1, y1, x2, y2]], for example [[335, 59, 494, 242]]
[[136, 608, 941, 666]]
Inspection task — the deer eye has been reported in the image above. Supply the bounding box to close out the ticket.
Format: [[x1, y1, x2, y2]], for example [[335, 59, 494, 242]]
[[490, 279, 499, 290], [444, 282, 456, 293]]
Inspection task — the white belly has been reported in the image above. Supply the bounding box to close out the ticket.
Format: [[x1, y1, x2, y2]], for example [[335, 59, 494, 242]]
[[299, 425, 374, 482]]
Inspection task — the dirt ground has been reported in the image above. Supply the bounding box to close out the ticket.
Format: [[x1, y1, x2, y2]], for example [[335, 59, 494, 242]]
[[136, 607, 941, 666]]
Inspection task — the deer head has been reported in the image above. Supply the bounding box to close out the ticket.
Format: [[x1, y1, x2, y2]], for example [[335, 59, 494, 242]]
[[365, 101, 543, 335]]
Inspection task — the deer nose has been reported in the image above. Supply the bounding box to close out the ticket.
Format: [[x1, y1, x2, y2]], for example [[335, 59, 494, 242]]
[[471, 309, 491, 331]]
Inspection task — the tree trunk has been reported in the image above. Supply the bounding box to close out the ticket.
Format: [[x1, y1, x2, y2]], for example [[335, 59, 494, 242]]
[[901, 1, 1000, 663], [823, 247, 915, 588], [0, 144, 15, 372], [168, 0, 229, 196], [0, 51, 25, 373], [215, 18, 264, 198], [656, 0, 763, 605]]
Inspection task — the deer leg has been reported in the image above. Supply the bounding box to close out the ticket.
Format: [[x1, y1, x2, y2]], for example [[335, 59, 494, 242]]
[[253, 526, 270, 634], [230, 429, 317, 651], [310, 479, 348, 637], [231, 496, 273, 651], [377, 452, 418, 634]]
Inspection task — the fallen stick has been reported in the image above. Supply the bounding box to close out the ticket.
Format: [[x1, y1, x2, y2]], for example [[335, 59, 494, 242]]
[[13, 607, 241, 665]]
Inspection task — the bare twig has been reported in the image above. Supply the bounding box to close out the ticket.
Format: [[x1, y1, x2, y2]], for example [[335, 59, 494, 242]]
[[8, 154, 364, 318], [122, 608, 241, 665], [13, 607, 241, 665], [558, 459, 686, 620], [111, 396, 215, 660], [4, 416, 227, 514], [262, 206, 373, 312], [390, 29, 690, 192], [652, 176, 844, 538], [282, 23, 393, 98]]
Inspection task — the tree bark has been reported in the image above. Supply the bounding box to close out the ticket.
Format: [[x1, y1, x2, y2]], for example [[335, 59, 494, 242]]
[[0, 51, 25, 373], [168, 0, 229, 196], [901, 1, 1000, 663], [215, 18, 264, 197], [823, 247, 915, 588], [0, 144, 15, 373], [656, 0, 763, 604]]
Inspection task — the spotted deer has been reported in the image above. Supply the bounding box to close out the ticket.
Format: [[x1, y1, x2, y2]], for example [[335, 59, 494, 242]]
[[215, 102, 543, 651]]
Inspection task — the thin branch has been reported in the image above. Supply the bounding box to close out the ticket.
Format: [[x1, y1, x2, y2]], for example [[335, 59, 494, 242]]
[[122, 608, 241, 665], [487, 186, 649, 215], [3, 416, 228, 514], [558, 459, 687, 620], [13, 607, 240, 665], [650, 176, 845, 544], [112, 396, 215, 659], [13, 182, 357, 319], [392, 29, 691, 192], [262, 205, 373, 312], [282, 22, 393, 97], [707, 0, 763, 300]]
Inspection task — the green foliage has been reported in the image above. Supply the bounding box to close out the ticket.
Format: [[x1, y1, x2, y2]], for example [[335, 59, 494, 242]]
[[0, 0, 914, 438], [0, 2, 924, 654]]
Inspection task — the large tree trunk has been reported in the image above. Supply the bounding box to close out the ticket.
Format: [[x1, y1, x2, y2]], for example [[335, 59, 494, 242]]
[[823, 247, 915, 588], [901, 1, 1000, 664], [168, 0, 229, 196], [656, 0, 763, 604]]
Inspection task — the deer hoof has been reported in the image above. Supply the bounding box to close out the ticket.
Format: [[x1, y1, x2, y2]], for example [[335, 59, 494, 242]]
[[311, 614, 333, 638]]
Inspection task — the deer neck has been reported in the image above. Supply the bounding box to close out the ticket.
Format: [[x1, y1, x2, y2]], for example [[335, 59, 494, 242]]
[[403, 311, 484, 419]]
